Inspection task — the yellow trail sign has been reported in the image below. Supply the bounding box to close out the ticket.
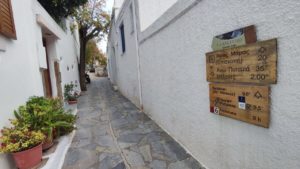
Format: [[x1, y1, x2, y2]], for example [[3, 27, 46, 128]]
[[209, 83, 270, 128], [206, 39, 277, 84]]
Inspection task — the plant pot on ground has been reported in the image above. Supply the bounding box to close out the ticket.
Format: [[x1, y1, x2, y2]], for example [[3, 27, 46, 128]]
[[13, 144, 43, 169], [0, 127, 45, 169], [64, 83, 79, 104], [42, 135, 54, 151], [13, 97, 77, 150], [67, 96, 78, 104]]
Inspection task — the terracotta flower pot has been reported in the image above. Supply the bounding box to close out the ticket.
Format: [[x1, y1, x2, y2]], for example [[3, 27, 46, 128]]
[[42, 136, 54, 151], [52, 128, 58, 139], [68, 100, 78, 104], [12, 143, 42, 169]]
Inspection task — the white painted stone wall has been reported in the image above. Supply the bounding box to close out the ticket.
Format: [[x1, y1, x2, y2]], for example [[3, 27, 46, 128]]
[[138, 0, 300, 169], [114, 0, 125, 18], [0, 0, 80, 168], [108, 0, 141, 107], [56, 19, 81, 91], [137, 0, 177, 31], [108, 0, 300, 169]]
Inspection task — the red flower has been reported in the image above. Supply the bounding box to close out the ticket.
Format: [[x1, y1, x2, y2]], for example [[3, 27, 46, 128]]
[[1, 143, 6, 147]]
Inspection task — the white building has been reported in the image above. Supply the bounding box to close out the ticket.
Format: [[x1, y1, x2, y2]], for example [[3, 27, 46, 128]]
[[107, 0, 300, 169], [0, 0, 80, 168]]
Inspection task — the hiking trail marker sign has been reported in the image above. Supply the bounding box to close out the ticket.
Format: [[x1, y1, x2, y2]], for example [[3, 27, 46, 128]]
[[209, 83, 270, 128], [206, 39, 277, 84], [211, 25, 257, 51]]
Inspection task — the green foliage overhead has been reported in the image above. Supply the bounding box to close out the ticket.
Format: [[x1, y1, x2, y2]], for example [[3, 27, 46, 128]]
[[73, 0, 110, 41], [38, 0, 88, 21], [73, 0, 110, 91], [86, 40, 107, 66]]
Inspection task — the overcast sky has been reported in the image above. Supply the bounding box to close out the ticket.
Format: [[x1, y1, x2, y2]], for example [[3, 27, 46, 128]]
[[97, 0, 114, 54]]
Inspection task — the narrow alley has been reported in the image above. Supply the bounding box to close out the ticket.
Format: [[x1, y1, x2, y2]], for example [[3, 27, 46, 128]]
[[62, 76, 204, 169]]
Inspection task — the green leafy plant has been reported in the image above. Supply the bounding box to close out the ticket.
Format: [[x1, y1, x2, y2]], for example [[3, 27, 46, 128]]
[[53, 112, 77, 137], [0, 126, 45, 153], [13, 97, 77, 139], [37, 0, 87, 23], [64, 83, 79, 101], [86, 40, 106, 66]]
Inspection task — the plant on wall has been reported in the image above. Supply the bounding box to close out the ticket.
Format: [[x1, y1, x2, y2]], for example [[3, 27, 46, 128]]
[[37, 0, 88, 22], [64, 83, 79, 104]]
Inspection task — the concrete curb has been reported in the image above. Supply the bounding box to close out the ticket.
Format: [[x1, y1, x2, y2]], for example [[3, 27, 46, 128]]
[[41, 105, 78, 169]]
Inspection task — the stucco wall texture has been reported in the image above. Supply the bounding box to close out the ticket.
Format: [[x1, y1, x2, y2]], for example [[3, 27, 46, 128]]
[[111, 0, 141, 107], [138, 0, 300, 169], [0, 0, 80, 168], [137, 0, 177, 31]]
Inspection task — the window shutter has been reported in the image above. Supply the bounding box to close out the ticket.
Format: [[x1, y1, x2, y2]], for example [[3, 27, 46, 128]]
[[0, 0, 16, 39]]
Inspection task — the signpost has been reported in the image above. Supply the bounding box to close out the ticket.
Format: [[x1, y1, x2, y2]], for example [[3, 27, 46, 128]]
[[209, 83, 270, 128], [211, 25, 257, 51], [206, 39, 277, 84]]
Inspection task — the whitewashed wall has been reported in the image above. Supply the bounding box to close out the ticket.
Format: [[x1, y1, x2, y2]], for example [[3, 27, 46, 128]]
[[137, 0, 177, 31], [108, 0, 141, 107], [0, 0, 80, 168], [108, 0, 300, 169], [107, 28, 118, 85], [114, 0, 125, 18], [138, 0, 300, 169], [56, 19, 81, 92]]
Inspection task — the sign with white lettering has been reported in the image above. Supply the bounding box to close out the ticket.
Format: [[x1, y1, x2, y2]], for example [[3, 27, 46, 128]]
[[209, 83, 270, 128], [206, 39, 277, 84], [211, 25, 256, 51]]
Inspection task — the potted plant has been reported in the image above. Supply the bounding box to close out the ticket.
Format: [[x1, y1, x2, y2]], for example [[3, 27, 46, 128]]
[[52, 111, 77, 137], [14, 97, 77, 150], [13, 97, 55, 150], [64, 83, 79, 104], [0, 126, 45, 169]]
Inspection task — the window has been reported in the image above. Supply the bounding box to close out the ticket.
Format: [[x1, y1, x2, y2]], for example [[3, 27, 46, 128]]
[[119, 23, 126, 53], [129, 4, 134, 33], [0, 0, 17, 39]]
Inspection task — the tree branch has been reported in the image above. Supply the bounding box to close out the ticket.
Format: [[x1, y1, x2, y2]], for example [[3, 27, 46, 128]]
[[86, 27, 100, 40]]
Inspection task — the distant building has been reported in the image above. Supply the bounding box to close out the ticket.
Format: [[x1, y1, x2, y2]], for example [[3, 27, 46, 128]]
[[0, 0, 80, 167], [107, 0, 300, 169]]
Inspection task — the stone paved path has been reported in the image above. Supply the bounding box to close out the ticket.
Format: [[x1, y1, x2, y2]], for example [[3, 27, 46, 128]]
[[62, 77, 204, 169]]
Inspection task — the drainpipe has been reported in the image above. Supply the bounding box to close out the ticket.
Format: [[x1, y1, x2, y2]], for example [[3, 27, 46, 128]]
[[132, 0, 143, 110]]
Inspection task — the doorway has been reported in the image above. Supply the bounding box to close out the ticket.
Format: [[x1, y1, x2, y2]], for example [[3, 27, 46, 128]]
[[42, 38, 52, 98], [54, 61, 63, 100]]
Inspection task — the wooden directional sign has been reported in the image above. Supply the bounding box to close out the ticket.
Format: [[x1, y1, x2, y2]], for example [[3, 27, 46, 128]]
[[212, 25, 257, 51], [206, 39, 277, 84], [209, 83, 270, 128]]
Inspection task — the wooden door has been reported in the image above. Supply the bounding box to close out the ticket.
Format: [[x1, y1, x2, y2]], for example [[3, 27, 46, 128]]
[[43, 38, 52, 98], [54, 61, 63, 100], [43, 69, 52, 98]]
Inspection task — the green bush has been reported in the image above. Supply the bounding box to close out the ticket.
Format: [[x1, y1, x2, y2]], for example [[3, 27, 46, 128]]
[[37, 0, 87, 23], [13, 96, 77, 139], [64, 83, 79, 101]]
